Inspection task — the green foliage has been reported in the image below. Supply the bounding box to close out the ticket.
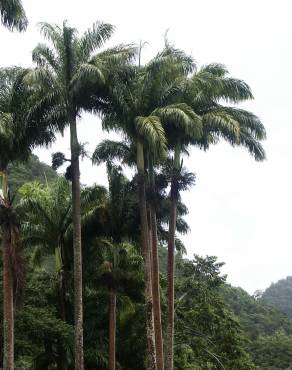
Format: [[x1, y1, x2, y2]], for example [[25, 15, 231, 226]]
[[8, 154, 57, 195], [222, 285, 292, 369], [0, 0, 27, 31], [261, 276, 292, 318]]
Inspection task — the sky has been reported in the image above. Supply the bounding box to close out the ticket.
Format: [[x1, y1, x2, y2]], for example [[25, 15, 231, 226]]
[[1, 0, 292, 294]]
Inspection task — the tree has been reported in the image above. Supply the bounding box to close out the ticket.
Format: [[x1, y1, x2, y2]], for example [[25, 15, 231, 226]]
[[97, 241, 143, 370], [0, 67, 53, 370], [154, 59, 266, 370], [27, 21, 135, 370], [101, 45, 202, 370], [18, 177, 107, 370], [0, 0, 27, 31]]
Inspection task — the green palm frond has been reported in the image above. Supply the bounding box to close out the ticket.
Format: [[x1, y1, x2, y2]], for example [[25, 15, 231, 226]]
[[78, 21, 114, 61], [0, 0, 27, 31], [202, 111, 241, 145], [214, 107, 266, 140], [192, 66, 253, 104], [135, 115, 167, 158], [146, 45, 195, 78], [92, 140, 135, 167], [199, 63, 228, 77], [238, 127, 266, 161], [38, 22, 63, 48], [32, 44, 59, 71], [153, 103, 203, 141], [70, 63, 105, 93], [94, 44, 138, 67]]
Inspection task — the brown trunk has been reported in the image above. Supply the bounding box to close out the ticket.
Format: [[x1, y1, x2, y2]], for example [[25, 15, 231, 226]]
[[70, 115, 84, 370], [150, 204, 164, 370], [1, 170, 14, 370], [137, 140, 157, 370], [165, 144, 180, 370], [108, 289, 116, 370], [3, 230, 14, 370]]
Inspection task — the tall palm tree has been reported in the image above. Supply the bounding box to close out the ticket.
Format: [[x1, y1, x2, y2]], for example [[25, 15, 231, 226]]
[[0, 0, 27, 31], [155, 62, 266, 370], [97, 241, 143, 370], [0, 67, 54, 370], [27, 21, 135, 369], [100, 46, 200, 370]]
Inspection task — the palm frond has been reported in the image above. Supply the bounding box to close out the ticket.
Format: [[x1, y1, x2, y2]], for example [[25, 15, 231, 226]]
[[32, 43, 59, 71], [0, 0, 27, 31], [92, 140, 135, 167], [135, 115, 167, 158], [78, 21, 114, 61]]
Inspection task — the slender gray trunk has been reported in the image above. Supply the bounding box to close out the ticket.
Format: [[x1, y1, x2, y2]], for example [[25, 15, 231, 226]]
[[70, 114, 84, 370], [137, 140, 157, 370], [149, 159, 164, 370], [165, 144, 181, 370]]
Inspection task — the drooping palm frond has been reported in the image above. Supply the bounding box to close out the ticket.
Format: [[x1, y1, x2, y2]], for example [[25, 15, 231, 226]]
[[32, 44, 59, 71], [135, 115, 167, 158], [93, 44, 138, 68], [238, 127, 266, 161], [0, 0, 27, 31], [78, 21, 115, 61], [214, 107, 266, 140], [190, 65, 253, 105], [153, 103, 203, 146], [38, 22, 63, 49], [92, 139, 136, 167], [202, 111, 241, 146]]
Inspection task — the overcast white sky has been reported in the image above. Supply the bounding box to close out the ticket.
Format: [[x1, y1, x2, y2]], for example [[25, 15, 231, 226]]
[[1, 0, 292, 294]]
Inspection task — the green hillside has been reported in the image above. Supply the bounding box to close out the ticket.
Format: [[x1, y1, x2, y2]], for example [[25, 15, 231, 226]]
[[8, 154, 57, 195]]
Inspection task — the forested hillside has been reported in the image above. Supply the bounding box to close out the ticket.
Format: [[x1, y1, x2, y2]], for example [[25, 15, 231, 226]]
[[261, 276, 292, 318], [1, 157, 292, 369], [8, 154, 57, 195]]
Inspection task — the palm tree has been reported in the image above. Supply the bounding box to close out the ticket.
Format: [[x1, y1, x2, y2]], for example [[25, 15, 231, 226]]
[[27, 21, 135, 369], [0, 0, 27, 31], [100, 46, 201, 370], [19, 177, 107, 370], [97, 241, 143, 370], [155, 62, 266, 370], [0, 67, 54, 370]]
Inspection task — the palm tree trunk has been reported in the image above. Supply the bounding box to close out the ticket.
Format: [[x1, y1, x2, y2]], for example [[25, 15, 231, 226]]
[[1, 170, 14, 370], [137, 140, 157, 370], [108, 289, 116, 370], [3, 230, 14, 370], [165, 144, 181, 370], [69, 114, 84, 370], [149, 160, 164, 370], [56, 264, 68, 370]]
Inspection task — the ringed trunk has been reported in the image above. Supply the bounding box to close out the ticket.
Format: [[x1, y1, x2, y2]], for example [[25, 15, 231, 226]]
[[108, 289, 116, 370], [165, 145, 181, 370], [70, 115, 84, 370], [137, 140, 157, 370]]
